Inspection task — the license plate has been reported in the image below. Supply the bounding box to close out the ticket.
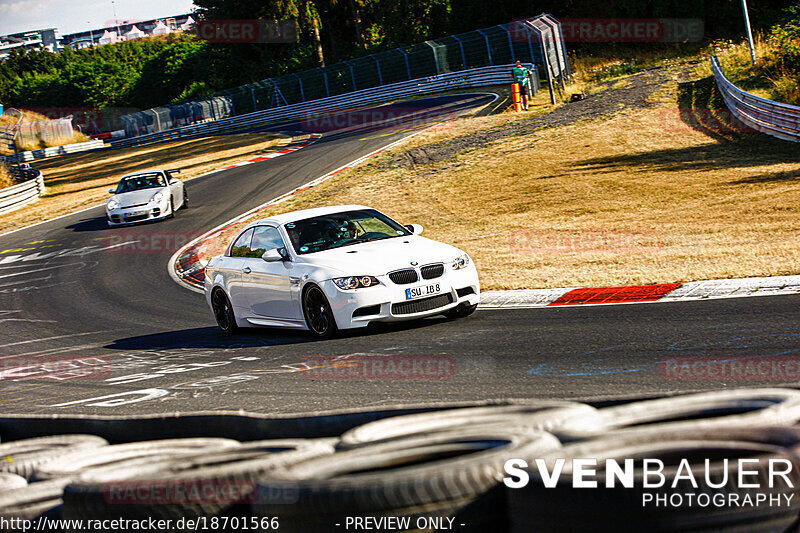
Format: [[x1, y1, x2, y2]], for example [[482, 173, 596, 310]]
[[125, 211, 145, 218], [405, 283, 441, 300]]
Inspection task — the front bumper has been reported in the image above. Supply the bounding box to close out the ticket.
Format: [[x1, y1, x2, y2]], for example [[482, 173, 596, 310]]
[[106, 203, 170, 226], [323, 264, 480, 330]]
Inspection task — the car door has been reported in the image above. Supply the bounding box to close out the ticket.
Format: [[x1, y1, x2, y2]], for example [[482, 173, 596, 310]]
[[166, 172, 181, 207], [222, 228, 253, 311], [242, 225, 298, 320]]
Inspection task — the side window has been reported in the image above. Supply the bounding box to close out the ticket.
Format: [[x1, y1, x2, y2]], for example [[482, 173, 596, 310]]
[[249, 226, 285, 258], [229, 229, 253, 257]]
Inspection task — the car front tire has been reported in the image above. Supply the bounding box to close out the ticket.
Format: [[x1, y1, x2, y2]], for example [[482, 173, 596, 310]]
[[211, 288, 239, 334], [302, 284, 338, 338]]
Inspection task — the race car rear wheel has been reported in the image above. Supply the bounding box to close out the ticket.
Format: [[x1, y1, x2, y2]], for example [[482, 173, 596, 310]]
[[211, 288, 239, 334], [303, 285, 337, 338], [182, 188, 189, 209]]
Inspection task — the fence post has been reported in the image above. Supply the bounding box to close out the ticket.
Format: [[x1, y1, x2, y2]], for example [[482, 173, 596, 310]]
[[424, 42, 441, 74], [293, 74, 305, 102], [452, 35, 467, 69], [370, 55, 383, 86], [501, 25, 514, 61], [399, 49, 411, 80], [224, 90, 236, 116], [249, 86, 258, 113], [477, 29, 493, 65], [319, 68, 330, 97], [344, 61, 357, 91]]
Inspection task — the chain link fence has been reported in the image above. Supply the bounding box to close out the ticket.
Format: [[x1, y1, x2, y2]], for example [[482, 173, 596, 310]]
[[15, 116, 75, 150], [118, 13, 569, 138]]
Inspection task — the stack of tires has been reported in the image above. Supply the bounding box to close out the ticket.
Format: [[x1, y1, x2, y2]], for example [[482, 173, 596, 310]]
[[2, 389, 800, 532]]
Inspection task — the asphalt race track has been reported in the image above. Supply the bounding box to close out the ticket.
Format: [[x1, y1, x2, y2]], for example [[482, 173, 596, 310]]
[[1, 94, 799, 417]]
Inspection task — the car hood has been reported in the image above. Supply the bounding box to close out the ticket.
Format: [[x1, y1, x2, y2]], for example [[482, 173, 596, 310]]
[[112, 188, 164, 207], [298, 236, 464, 277]]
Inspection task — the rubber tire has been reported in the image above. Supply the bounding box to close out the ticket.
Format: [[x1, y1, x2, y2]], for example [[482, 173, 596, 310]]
[[168, 197, 175, 218], [254, 429, 561, 533], [554, 388, 800, 442], [182, 188, 189, 209], [338, 400, 596, 449], [0, 478, 72, 523], [32, 437, 241, 481], [444, 302, 478, 319], [302, 284, 338, 338], [508, 438, 800, 533], [62, 439, 335, 527], [0, 435, 108, 480], [0, 472, 27, 493], [211, 288, 239, 334]]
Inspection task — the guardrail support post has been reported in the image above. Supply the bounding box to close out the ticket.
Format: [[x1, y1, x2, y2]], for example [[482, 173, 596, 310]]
[[249, 86, 258, 113], [345, 61, 358, 91], [370, 55, 383, 86], [424, 42, 441, 74], [452, 35, 467, 70], [319, 68, 331, 97], [399, 50, 411, 80], [476, 30, 493, 65]]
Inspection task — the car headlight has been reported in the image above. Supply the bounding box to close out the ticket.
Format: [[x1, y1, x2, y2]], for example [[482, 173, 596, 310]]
[[333, 276, 381, 290], [107, 199, 120, 211], [450, 253, 470, 270], [150, 192, 164, 204]]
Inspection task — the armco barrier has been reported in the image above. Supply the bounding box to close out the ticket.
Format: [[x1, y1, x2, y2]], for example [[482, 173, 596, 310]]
[[111, 64, 537, 149], [0, 171, 45, 215], [711, 56, 800, 142], [0, 139, 106, 164], [117, 13, 568, 139]]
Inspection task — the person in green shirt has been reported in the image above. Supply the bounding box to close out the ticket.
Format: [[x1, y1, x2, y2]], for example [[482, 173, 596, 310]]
[[511, 60, 530, 110]]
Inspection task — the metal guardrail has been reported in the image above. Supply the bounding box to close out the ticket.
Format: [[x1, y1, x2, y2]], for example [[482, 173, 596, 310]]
[[117, 13, 568, 139], [0, 170, 45, 215], [711, 56, 800, 142], [111, 63, 540, 149], [0, 139, 107, 164]]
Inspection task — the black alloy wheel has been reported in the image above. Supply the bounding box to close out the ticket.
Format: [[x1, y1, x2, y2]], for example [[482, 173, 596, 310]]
[[211, 289, 238, 334], [303, 285, 337, 338]]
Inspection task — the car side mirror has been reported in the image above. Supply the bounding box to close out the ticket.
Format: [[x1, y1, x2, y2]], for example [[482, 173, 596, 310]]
[[405, 224, 424, 235], [108, 189, 116, 194], [262, 248, 285, 262]]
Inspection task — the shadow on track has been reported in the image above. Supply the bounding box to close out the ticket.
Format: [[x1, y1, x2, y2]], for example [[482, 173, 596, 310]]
[[105, 317, 457, 351]]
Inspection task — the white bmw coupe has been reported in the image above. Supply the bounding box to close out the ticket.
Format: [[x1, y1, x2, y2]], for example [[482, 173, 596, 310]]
[[106, 169, 187, 226], [204, 205, 480, 337]]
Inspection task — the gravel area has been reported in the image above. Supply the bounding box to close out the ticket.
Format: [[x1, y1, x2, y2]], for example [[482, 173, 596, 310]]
[[388, 67, 673, 167]]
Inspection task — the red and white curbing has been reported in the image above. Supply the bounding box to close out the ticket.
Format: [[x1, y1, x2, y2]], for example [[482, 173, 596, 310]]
[[480, 275, 800, 308], [206, 133, 322, 173]]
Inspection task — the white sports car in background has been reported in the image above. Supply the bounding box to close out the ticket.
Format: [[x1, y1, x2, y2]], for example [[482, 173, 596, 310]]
[[106, 169, 187, 226], [204, 205, 480, 337]]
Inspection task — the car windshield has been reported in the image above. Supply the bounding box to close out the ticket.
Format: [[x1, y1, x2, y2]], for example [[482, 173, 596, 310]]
[[285, 209, 410, 254], [116, 173, 167, 193]]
